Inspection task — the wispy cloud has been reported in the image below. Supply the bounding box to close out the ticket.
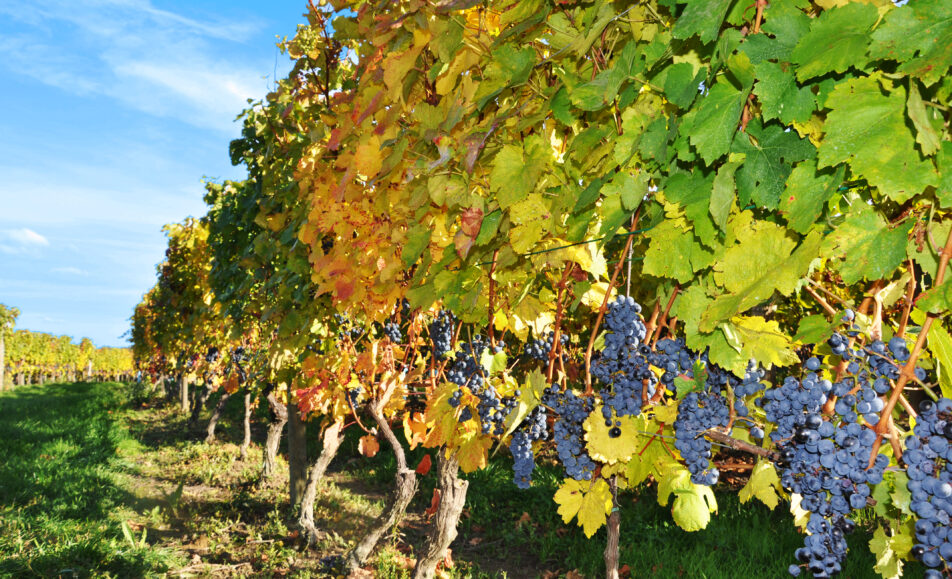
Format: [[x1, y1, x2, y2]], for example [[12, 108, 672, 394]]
[[0, 0, 279, 132], [0, 228, 50, 254]]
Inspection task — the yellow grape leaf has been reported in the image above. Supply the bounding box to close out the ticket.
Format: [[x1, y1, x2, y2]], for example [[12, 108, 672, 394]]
[[657, 467, 717, 532], [553, 478, 613, 538], [492, 310, 509, 332], [354, 135, 383, 180], [455, 426, 492, 473], [424, 382, 464, 448], [653, 401, 679, 424], [738, 459, 782, 509], [403, 411, 427, 450], [359, 434, 380, 457], [583, 406, 641, 464], [580, 282, 614, 309], [511, 295, 554, 342], [789, 493, 811, 530]]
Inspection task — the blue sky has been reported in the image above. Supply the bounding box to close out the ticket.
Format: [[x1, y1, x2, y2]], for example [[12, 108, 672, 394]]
[[0, 0, 306, 347]]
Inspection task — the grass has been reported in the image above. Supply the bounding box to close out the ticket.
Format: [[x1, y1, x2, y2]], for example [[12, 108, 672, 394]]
[[0, 382, 917, 578], [0, 382, 178, 578]]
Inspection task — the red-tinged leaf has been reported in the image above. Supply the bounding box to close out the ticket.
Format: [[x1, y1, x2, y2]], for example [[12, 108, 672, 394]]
[[358, 434, 380, 457], [415, 453, 433, 476], [335, 277, 355, 301], [327, 128, 342, 151], [460, 207, 484, 237], [620, 564, 631, 578], [442, 548, 454, 569], [425, 488, 442, 518], [454, 230, 474, 259]]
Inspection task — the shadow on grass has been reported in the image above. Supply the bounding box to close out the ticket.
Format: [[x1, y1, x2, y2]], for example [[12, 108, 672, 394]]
[[0, 382, 175, 578]]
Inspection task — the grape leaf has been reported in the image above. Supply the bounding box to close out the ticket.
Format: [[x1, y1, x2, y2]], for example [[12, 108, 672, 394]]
[[752, 61, 816, 125], [818, 75, 938, 202], [823, 203, 912, 285], [642, 219, 714, 283], [671, 0, 736, 44], [907, 81, 942, 157], [702, 222, 809, 329], [685, 81, 750, 164], [779, 161, 844, 234], [553, 477, 613, 538], [710, 159, 740, 229], [473, 44, 537, 110], [723, 316, 800, 369], [664, 171, 717, 246], [656, 467, 718, 532], [732, 120, 815, 209], [584, 407, 641, 464], [738, 459, 782, 509], [789, 3, 876, 81], [664, 62, 704, 109], [490, 136, 548, 209], [869, 0, 952, 87], [870, 525, 909, 579]]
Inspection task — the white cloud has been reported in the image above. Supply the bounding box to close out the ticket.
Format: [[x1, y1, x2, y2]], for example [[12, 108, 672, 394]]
[[0, 228, 50, 254], [0, 0, 282, 133]]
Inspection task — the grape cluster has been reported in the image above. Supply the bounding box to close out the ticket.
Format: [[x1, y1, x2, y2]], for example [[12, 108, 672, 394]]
[[648, 337, 697, 392], [383, 321, 402, 344], [543, 385, 596, 480], [447, 336, 516, 435], [333, 313, 362, 342], [760, 326, 896, 578], [673, 391, 729, 485], [591, 296, 655, 417], [205, 347, 220, 363], [905, 398, 952, 577], [510, 405, 549, 489], [429, 310, 455, 359], [524, 330, 569, 363]]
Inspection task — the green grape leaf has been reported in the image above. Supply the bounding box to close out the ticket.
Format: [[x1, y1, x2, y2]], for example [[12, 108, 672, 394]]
[[657, 467, 718, 532], [790, 3, 877, 81], [671, 0, 736, 44], [752, 61, 816, 125], [818, 75, 938, 202], [723, 316, 800, 369], [823, 203, 913, 285], [664, 171, 717, 246], [779, 161, 845, 234], [870, 525, 904, 579], [685, 81, 750, 164], [794, 314, 839, 344], [490, 136, 548, 209], [732, 120, 815, 209], [643, 219, 715, 283], [664, 62, 704, 110], [702, 228, 822, 331], [710, 160, 741, 230], [869, 0, 952, 87], [907, 81, 942, 157]]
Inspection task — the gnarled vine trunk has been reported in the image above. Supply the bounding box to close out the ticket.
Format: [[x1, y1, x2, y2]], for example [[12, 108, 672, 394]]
[[240, 391, 252, 460], [413, 451, 469, 579], [346, 398, 418, 571], [299, 419, 345, 546], [288, 400, 308, 507], [190, 382, 212, 427], [204, 390, 232, 443], [261, 386, 287, 482]]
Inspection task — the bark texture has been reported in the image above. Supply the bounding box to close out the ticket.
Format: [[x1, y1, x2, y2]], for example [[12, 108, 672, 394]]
[[299, 420, 345, 546], [288, 400, 308, 507], [346, 398, 418, 571], [240, 392, 252, 460], [179, 374, 189, 414], [189, 383, 212, 427], [204, 390, 232, 443], [261, 387, 288, 482], [413, 452, 469, 579]]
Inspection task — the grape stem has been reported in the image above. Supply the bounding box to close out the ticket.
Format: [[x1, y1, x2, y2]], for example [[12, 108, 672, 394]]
[[705, 428, 779, 462], [803, 285, 837, 317], [868, 224, 952, 467], [650, 285, 680, 346], [487, 250, 500, 348], [897, 259, 917, 338]]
